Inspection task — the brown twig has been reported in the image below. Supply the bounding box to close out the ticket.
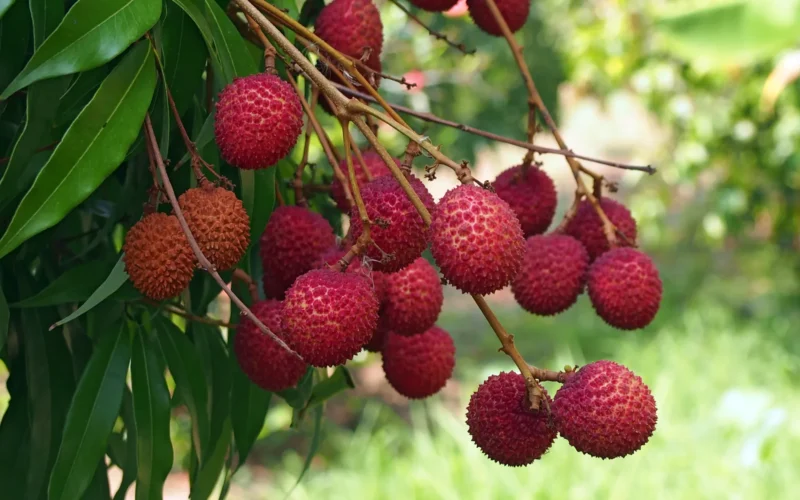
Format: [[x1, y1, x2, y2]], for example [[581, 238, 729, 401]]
[[336, 121, 373, 271], [387, 0, 475, 55], [232, 268, 260, 303], [145, 300, 236, 329], [244, 12, 277, 71], [293, 88, 318, 208]]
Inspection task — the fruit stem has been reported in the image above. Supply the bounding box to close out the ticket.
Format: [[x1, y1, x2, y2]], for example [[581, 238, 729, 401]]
[[386, 0, 475, 55], [293, 88, 318, 208], [232, 269, 260, 303], [144, 299, 236, 329], [350, 139, 374, 182], [337, 120, 373, 271], [244, 12, 277, 73]]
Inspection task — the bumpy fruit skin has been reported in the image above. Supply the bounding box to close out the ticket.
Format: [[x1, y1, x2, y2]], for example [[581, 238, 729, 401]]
[[467, 0, 530, 36], [123, 213, 195, 300], [363, 322, 389, 353], [512, 234, 588, 316], [315, 0, 383, 80], [493, 166, 557, 237], [234, 300, 307, 392], [466, 372, 557, 466], [214, 73, 303, 170], [553, 360, 657, 459], [565, 198, 637, 261], [431, 185, 525, 295], [331, 150, 397, 212], [313, 245, 387, 302], [409, 0, 459, 12], [260, 206, 336, 299], [382, 326, 455, 399], [587, 248, 662, 330], [382, 257, 443, 335], [178, 185, 250, 271], [349, 175, 436, 273], [282, 269, 379, 367]]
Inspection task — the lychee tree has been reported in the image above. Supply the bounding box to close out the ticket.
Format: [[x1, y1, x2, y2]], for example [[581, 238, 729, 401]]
[[0, 0, 662, 496]]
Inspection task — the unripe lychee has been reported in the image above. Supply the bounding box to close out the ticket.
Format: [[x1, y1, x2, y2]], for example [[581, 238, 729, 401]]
[[123, 213, 195, 300], [314, 0, 383, 81], [467, 0, 530, 36], [282, 269, 379, 367], [564, 198, 637, 261], [234, 300, 307, 392], [587, 247, 662, 330], [512, 234, 589, 316], [431, 185, 525, 295], [214, 73, 303, 170], [178, 184, 250, 271], [260, 206, 336, 299], [381, 257, 443, 335], [466, 372, 557, 466], [409, 0, 458, 12], [382, 326, 455, 399], [493, 165, 557, 237], [552, 360, 657, 459], [363, 321, 389, 353], [330, 150, 397, 212], [349, 174, 436, 273]]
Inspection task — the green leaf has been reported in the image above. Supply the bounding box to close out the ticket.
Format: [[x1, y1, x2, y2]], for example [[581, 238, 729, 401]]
[[193, 324, 231, 450], [289, 405, 323, 494], [298, 0, 325, 27], [204, 0, 257, 84], [0, 0, 18, 19], [0, 278, 8, 351], [240, 168, 277, 245], [54, 65, 110, 128], [83, 460, 112, 499], [0, 41, 157, 259], [48, 322, 132, 500], [52, 255, 129, 328], [112, 389, 137, 500], [169, 0, 214, 54], [0, 353, 31, 498], [13, 258, 117, 308], [160, 1, 207, 115], [176, 108, 214, 168], [230, 361, 270, 471], [131, 330, 173, 500], [306, 366, 355, 408], [277, 368, 314, 410], [29, 0, 64, 47], [190, 418, 231, 500], [0, 0, 31, 92], [0, 0, 162, 98]]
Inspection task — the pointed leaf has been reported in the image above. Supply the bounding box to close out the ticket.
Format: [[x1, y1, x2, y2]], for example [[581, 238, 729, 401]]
[[169, 0, 214, 54], [193, 324, 231, 450], [0, 0, 18, 19], [230, 365, 270, 470], [306, 366, 355, 408], [204, 0, 257, 84], [0, 0, 31, 92], [112, 390, 137, 500], [13, 258, 117, 308], [160, 2, 207, 115], [30, 0, 64, 47], [240, 168, 277, 245], [190, 418, 231, 500], [289, 405, 323, 494], [53, 256, 129, 328]]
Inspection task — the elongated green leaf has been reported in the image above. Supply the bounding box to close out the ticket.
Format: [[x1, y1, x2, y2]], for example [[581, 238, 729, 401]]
[[190, 418, 231, 500], [112, 390, 137, 500], [55, 65, 110, 127], [0, 42, 156, 259], [84, 460, 112, 499], [289, 405, 323, 493], [0, 353, 31, 498], [0, 0, 31, 92], [13, 258, 116, 308], [48, 323, 132, 500], [176, 108, 214, 168], [307, 366, 355, 408], [0, 0, 162, 98], [0, 278, 8, 350], [277, 368, 314, 410], [0, 0, 18, 19], [131, 331, 173, 500], [205, 0, 256, 84], [160, 2, 207, 115], [170, 0, 214, 54], [53, 256, 128, 328], [241, 167, 277, 245], [193, 324, 231, 450], [230, 365, 270, 471], [29, 0, 63, 47]]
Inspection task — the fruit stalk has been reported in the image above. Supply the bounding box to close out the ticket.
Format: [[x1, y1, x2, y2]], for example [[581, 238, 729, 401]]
[[337, 120, 374, 269]]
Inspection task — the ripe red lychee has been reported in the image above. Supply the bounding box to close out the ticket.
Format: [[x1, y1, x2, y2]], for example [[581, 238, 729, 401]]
[[363, 321, 389, 353], [552, 360, 657, 459], [313, 245, 387, 303], [431, 185, 525, 295], [467, 0, 531, 36], [349, 174, 436, 273], [493, 165, 557, 237], [234, 300, 307, 392], [587, 247, 662, 330], [512, 234, 589, 316], [409, 0, 458, 12], [466, 372, 557, 466], [381, 257, 443, 335], [564, 198, 637, 261], [214, 73, 303, 170], [178, 184, 250, 271], [260, 206, 336, 299], [330, 150, 397, 212], [123, 213, 195, 300], [382, 326, 455, 399], [314, 0, 383, 82], [282, 269, 379, 367]]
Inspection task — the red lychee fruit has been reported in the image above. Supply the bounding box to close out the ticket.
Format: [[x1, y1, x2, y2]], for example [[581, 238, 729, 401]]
[[178, 184, 250, 271], [314, 0, 383, 83], [214, 73, 303, 170], [552, 360, 657, 459], [363, 321, 389, 353], [409, 0, 458, 12], [234, 300, 307, 392], [431, 185, 525, 295], [493, 165, 557, 237], [381, 257, 443, 335], [123, 213, 195, 301], [382, 326, 455, 399], [260, 206, 336, 299], [282, 269, 379, 367], [330, 150, 397, 212], [467, 0, 530, 36], [349, 174, 436, 273], [587, 247, 662, 330], [466, 372, 557, 466], [313, 245, 387, 303], [564, 198, 637, 261], [512, 234, 589, 316]]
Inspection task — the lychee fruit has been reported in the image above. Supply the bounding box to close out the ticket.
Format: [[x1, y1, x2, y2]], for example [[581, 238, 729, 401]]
[[381, 257, 443, 335], [512, 234, 589, 316], [234, 300, 307, 392], [314, 0, 383, 84], [313, 244, 387, 303], [260, 206, 336, 299], [178, 184, 250, 271], [493, 165, 557, 237], [330, 150, 397, 212], [282, 269, 379, 367], [431, 185, 525, 295], [466, 372, 557, 466], [409, 0, 458, 12], [552, 360, 657, 459], [363, 321, 389, 353], [349, 174, 436, 273], [467, 0, 531, 36], [587, 247, 662, 330], [214, 73, 303, 170], [123, 213, 195, 300], [564, 198, 637, 261], [382, 326, 455, 399]]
